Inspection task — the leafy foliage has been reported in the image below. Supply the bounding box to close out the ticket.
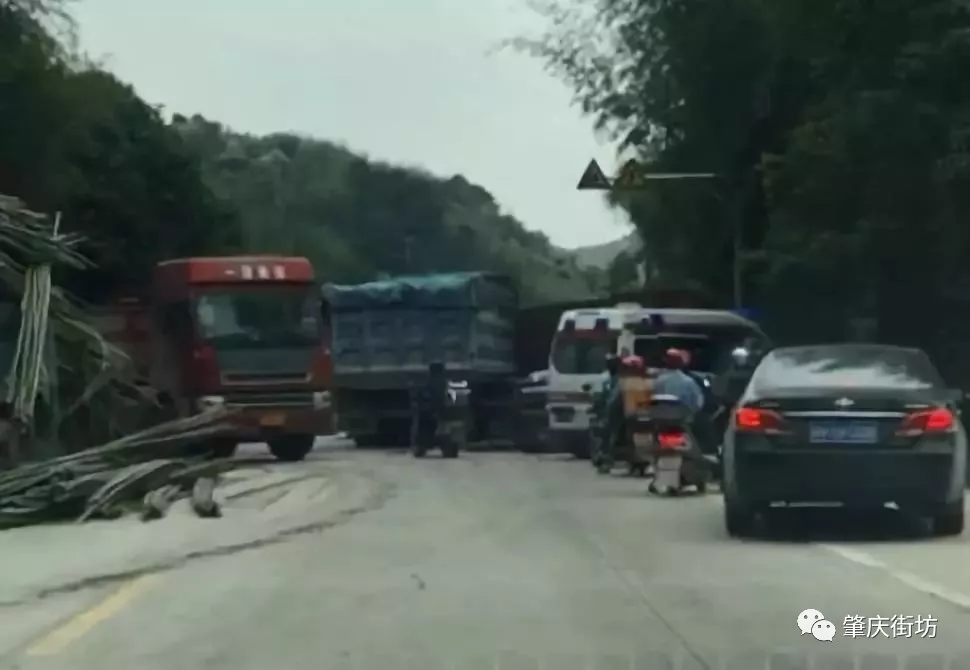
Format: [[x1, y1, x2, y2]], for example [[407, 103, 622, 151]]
[[0, 2, 238, 302], [517, 0, 970, 366]]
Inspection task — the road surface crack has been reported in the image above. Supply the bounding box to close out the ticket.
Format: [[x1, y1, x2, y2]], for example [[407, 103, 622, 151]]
[[0, 470, 396, 609]]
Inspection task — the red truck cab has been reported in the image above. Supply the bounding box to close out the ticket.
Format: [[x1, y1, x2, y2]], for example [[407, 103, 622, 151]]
[[126, 255, 332, 461]]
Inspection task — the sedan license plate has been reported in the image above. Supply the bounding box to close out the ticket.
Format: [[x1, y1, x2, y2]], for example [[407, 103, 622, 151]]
[[809, 421, 877, 444], [260, 412, 286, 427]]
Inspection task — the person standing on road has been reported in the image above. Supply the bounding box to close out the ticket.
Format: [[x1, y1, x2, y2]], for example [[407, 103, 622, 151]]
[[411, 361, 447, 456], [591, 355, 620, 464]]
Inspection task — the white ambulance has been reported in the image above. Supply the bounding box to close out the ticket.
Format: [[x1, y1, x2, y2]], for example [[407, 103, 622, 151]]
[[544, 305, 764, 457], [544, 304, 650, 457]]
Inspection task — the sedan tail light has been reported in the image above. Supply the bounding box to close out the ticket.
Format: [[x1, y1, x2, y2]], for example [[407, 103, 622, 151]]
[[735, 407, 786, 434], [896, 408, 955, 436]]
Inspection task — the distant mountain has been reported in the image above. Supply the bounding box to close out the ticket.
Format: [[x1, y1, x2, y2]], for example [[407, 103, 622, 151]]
[[569, 232, 640, 269]]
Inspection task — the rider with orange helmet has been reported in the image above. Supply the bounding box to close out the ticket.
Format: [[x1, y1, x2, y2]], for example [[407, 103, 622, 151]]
[[619, 354, 646, 374]]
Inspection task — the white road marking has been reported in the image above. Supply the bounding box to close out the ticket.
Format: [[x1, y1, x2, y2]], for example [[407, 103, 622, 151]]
[[821, 544, 970, 611], [700, 493, 970, 611]]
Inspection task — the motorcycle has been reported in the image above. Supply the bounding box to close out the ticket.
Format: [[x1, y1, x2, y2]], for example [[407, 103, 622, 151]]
[[410, 381, 470, 459], [640, 394, 713, 496]]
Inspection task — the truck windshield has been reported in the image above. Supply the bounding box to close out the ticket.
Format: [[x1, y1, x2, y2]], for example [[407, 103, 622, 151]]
[[193, 285, 319, 349]]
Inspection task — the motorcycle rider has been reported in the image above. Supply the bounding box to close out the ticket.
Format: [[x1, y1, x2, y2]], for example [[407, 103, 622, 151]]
[[653, 348, 705, 415], [410, 361, 447, 456], [591, 354, 620, 465], [600, 354, 647, 469]]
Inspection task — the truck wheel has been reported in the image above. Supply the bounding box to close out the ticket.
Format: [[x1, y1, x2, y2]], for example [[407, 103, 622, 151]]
[[268, 435, 315, 462], [441, 441, 459, 458], [209, 438, 238, 459]]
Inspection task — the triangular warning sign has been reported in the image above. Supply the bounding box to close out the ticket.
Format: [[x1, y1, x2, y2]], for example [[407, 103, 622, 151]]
[[576, 159, 611, 190], [613, 159, 646, 190]]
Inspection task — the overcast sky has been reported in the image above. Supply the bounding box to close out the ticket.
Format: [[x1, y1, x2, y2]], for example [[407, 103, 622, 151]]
[[72, 0, 632, 249]]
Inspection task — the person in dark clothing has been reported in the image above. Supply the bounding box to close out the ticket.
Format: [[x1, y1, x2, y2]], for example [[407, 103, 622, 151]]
[[591, 354, 620, 468], [411, 361, 447, 457]]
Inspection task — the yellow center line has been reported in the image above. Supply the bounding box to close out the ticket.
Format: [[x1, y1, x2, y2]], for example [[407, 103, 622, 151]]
[[26, 573, 161, 657]]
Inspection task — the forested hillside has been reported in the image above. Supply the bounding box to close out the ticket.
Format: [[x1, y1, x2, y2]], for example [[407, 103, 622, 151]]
[[172, 115, 600, 304], [521, 0, 970, 377], [0, 0, 600, 306]]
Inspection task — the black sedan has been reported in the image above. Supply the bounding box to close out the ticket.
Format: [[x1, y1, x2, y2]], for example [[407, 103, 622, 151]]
[[721, 343, 966, 537]]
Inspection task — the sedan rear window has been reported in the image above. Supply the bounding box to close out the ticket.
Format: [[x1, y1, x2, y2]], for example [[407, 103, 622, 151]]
[[753, 345, 945, 390]]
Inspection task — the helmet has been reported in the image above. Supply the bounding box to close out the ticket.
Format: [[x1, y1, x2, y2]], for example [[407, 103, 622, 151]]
[[663, 348, 690, 369], [620, 354, 645, 372]]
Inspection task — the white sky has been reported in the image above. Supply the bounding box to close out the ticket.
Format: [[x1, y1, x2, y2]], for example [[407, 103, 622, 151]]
[[72, 0, 633, 249]]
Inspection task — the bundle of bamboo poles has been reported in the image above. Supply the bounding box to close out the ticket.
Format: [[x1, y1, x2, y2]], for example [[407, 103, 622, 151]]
[[0, 409, 238, 528], [0, 195, 145, 460]]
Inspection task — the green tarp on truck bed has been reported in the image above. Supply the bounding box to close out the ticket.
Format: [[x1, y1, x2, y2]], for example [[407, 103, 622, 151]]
[[322, 272, 517, 311]]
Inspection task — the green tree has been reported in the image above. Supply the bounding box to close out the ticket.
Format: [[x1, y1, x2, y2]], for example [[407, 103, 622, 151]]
[[0, 4, 238, 301], [518, 0, 970, 351]]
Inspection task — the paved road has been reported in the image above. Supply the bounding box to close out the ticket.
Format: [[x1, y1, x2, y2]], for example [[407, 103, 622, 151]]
[[5, 447, 970, 669]]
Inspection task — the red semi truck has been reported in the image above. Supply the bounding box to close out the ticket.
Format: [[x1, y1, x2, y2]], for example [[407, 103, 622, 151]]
[[92, 255, 333, 461]]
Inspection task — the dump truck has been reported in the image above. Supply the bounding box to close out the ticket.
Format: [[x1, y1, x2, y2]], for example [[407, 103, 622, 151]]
[[322, 272, 518, 446], [91, 255, 333, 461]]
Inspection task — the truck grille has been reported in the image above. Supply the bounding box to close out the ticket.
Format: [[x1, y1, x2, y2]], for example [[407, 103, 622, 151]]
[[224, 391, 316, 408], [222, 371, 310, 384]]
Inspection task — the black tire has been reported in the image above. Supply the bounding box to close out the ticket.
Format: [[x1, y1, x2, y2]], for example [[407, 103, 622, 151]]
[[696, 480, 707, 494], [724, 496, 756, 538], [268, 435, 314, 462], [209, 438, 238, 459], [441, 442, 459, 458], [931, 500, 965, 537], [410, 444, 428, 458]]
